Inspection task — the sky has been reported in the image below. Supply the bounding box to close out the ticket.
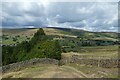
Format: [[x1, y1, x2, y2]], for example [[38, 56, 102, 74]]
[[1, 0, 119, 32]]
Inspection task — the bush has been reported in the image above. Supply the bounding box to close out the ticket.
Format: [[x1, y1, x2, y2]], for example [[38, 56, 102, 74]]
[[12, 37, 17, 42], [33, 40, 62, 60]]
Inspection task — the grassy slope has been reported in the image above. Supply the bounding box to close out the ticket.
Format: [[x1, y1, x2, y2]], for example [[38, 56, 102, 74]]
[[62, 45, 118, 59], [1, 28, 38, 45], [2, 28, 119, 58], [2, 28, 118, 59], [44, 28, 118, 59], [50, 27, 118, 41], [2, 28, 118, 78], [2, 27, 118, 45]]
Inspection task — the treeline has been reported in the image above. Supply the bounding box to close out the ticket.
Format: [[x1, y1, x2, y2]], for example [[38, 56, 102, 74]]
[[80, 40, 119, 46], [55, 36, 119, 53], [57, 36, 119, 47], [2, 28, 62, 66]]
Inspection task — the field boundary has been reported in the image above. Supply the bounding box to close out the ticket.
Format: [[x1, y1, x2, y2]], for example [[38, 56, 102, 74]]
[[60, 55, 120, 68], [2, 57, 120, 73], [2, 58, 59, 73]]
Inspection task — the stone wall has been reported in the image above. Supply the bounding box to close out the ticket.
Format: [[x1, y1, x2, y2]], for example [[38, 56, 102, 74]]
[[60, 55, 120, 68], [2, 58, 59, 73], [2, 56, 119, 73]]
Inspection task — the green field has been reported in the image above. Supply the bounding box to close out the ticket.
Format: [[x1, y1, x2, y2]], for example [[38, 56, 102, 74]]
[[2, 28, 119, 59], [1, 28, 37, 45], [77, 45, 118, 58], [2, 27, 119, 45], [2, 27, 119, 78]]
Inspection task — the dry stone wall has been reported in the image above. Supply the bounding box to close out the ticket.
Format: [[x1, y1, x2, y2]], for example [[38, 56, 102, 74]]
[[2, 56, 119, 73], [2, 58, 59, 73], [60, 55, 120, 68]]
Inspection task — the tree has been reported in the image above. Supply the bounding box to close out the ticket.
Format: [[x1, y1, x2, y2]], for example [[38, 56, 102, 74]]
[[2, 45, 15, 65], [30, 28, 45, 46]]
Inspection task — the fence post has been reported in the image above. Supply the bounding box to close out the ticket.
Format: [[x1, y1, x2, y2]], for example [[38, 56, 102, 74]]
[[98, 57, 100, 67]]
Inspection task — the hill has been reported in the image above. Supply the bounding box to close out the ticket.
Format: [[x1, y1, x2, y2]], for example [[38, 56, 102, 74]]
[[1, 28, 37, 45], [2, 27, 119, 53], [43, 27, 118, 53], [44, 27, 118, 41], [1, 27, 119, 78], [2, 27, 118, 44]]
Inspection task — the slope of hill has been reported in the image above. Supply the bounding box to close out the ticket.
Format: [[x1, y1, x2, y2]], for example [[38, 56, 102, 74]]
[[2, 27, 119, 78], [44, 27, 118, 41], [43, 27, 119, 53], [1, 28, 38, 45], [2, 27, 118, 45], [2, 27, 119, 52]]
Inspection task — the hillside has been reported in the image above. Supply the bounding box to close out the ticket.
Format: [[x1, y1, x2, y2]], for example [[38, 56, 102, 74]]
[[44, 27, 118, 41], [1, 27, 118, 45], [2, 27, 119, 53], [2, 27, 119, 78], [43, 27, 119, 53], [1, 28, 37, 45]]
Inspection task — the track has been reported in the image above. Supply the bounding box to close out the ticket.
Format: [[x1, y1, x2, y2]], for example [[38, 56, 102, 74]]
[[2, 65, 87, 78]]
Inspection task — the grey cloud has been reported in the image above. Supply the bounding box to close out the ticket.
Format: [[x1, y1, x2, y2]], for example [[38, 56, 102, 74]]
[[2, 2, 47, 27], [46, 2, 118, 32], [1, 2, 118, 32]]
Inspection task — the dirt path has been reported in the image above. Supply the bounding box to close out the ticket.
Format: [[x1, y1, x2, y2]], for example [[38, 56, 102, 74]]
[[2, 65, 87, 78]]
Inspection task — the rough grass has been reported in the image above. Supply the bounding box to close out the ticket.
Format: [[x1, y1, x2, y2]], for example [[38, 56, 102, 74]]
[[2, 63, 118, 78], [67, 63, 118, 78], [79, 45, 118, 58], [2, 28, 118, 45], [2, 29, 37, 45], [3, 64, 86, 78], [2, 64, 51, 78], [2, 36, 32, 45], [62, 45, 118, 59], [2, 28, 38, 36], [43, 28, 77, 38]]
